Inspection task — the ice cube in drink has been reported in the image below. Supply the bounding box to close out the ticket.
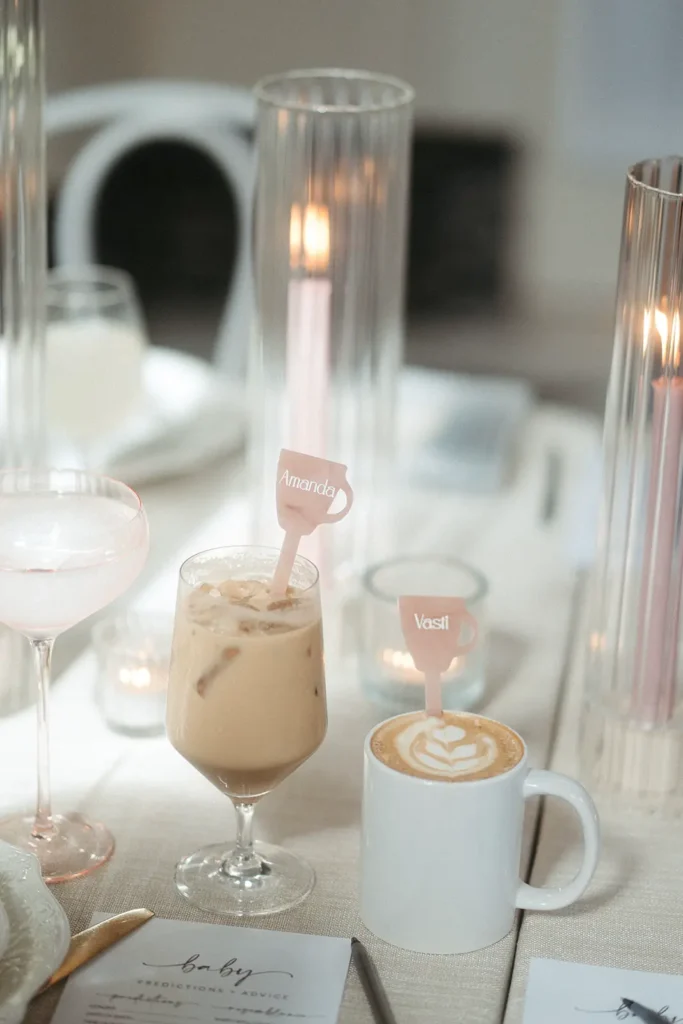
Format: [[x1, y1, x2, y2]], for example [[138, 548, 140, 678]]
[[167, 578, 326, 802]]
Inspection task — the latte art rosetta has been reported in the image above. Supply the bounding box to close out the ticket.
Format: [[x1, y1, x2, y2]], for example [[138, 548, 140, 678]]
[[370, 711, 525, 782], [396, 719, 498, 779]]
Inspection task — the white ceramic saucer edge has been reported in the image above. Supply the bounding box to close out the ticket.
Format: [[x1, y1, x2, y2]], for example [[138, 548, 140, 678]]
[[0, 840, 70, 1024], [104, 347, 246, 484]]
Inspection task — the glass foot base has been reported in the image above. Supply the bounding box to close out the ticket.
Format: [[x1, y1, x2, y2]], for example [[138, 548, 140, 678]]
[[175, 840, 315, 917], [0, 812, 114, 884]]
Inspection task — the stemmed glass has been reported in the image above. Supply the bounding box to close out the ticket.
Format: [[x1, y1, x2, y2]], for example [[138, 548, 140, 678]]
[[46, 266, 148, 467], [0, 469, 149, 882], [166, 546, 326, 916]]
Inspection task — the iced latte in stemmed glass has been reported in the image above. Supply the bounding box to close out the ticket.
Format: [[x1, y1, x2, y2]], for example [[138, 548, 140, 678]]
[[166, 545, 326, 916]]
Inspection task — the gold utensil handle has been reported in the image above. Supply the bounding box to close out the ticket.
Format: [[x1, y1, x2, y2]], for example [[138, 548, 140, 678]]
[[41, 908, 154, 992]]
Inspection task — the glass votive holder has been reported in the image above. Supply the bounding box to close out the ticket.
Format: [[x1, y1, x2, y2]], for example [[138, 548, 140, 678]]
[[92, 613, 172, 736], [360, 555, 488, 712]]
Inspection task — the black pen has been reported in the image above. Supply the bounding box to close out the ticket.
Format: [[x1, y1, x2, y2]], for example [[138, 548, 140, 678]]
[[351, 937, 398, 1024], [623, 997, 671, 1023], [541, 448, 562, 523]]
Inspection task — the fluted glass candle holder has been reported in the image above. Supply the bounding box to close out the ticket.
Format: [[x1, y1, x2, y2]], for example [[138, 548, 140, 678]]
[[583, 156, 683, 806], [0, 0, 47, 717], [250, 69, 413, 580]]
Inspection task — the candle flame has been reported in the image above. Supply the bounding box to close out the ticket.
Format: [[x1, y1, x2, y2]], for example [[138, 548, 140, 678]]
[[119, 666, 152, 690], [655, 308, 670, 361], [643, 307, 681, 369], [673, 311, 680, 368], [363, 156, 376, 179], [383, 648, 418, 672], [381, 648, 462, 679], [290, 203, 330, 273]]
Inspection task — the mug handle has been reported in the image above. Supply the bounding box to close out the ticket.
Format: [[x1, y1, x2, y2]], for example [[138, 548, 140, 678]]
[[515, 769, 600, 911], [323, 477, 354, 524], [453, 606, 479, 656]]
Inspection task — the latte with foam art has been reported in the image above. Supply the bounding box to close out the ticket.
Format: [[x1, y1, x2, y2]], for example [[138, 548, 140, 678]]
[[370, 711, 524, 782]]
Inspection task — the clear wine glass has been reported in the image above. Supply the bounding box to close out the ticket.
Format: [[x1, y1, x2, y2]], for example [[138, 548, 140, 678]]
[[166, 545, 326, 916], [0, 469, 149, 882], [46, 266, 148, 467]]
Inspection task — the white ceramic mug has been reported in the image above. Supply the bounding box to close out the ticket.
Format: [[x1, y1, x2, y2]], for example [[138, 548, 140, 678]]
[[360, 712, 600, 954]]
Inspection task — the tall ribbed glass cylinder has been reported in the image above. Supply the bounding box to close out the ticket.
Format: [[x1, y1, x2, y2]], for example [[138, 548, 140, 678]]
[[250, 69, 413, 581], [0, 0, 47, 714], [583, 157, 683, 805], [0, 0, 46, 466]]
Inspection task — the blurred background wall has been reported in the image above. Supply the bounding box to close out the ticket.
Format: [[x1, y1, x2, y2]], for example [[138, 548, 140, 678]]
[[46, 0, 680, 410]]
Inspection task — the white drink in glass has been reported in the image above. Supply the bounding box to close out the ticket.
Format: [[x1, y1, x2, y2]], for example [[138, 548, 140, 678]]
[[0, 470, 149, 884], [46, 319, 145, 443], [0, 493, 148, 637]]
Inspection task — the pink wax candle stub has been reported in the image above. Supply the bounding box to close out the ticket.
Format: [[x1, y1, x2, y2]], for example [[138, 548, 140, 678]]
[[398, 596, 479, 717], [633, 313, 683, 725], [272, 449, 354, 594]]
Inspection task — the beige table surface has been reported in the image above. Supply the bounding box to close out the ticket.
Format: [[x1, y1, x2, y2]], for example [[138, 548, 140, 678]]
[[504, 593, 683, 1023], [0, 406, 602, 1024]]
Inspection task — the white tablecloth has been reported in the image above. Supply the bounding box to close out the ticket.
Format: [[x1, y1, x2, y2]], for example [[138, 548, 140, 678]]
[[504, 591, 683, 1022], [0, 406, 602, 1024]]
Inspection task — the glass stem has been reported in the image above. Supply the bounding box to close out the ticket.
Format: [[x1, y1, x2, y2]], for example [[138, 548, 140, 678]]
[[31, 637, 55, 838], [224, 802, 262, 879]]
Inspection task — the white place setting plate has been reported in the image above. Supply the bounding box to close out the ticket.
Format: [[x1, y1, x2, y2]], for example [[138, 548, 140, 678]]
[[0, 841, 70, 1024], [98, 346, 246, 484]]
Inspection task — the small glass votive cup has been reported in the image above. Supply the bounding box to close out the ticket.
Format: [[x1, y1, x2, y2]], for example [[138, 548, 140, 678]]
[[360, 555, 488, 712], [92, 613, 172, 736]]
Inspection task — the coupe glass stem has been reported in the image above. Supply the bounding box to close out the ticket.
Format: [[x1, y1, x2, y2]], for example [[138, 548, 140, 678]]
[[31, 636, 55, 838], [223, 802, 262, 879]]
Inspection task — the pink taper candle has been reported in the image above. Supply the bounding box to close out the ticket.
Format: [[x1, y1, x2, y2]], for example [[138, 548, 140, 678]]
[[287, 204, 330, 456], [286, 278, 331, 458], [633, 310, 683, 723], [287, 205, 331, 569]]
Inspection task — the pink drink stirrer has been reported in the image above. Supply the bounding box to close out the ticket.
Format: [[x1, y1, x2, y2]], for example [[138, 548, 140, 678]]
[[398, 596, 479, 717], [271, 449, 354, 596]]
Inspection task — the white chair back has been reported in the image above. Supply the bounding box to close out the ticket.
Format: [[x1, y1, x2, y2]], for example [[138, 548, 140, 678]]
[[47, 81, 256, 376]]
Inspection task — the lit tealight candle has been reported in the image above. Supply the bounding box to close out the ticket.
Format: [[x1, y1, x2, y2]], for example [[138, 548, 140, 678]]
[[118, 665, 164, 692], [380, 648, 462, 685], [93, 614, 172, 736]]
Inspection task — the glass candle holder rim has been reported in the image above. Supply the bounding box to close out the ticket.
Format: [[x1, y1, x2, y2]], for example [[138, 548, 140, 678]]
[[47, 264, 138, 307], [254, 67, 414, 115], [628, 156, 683, 200], [92, 611, 174, 653], [179, 544, 320, 591], [363, 554, 489, 606], [0, 468, 145, 531]]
